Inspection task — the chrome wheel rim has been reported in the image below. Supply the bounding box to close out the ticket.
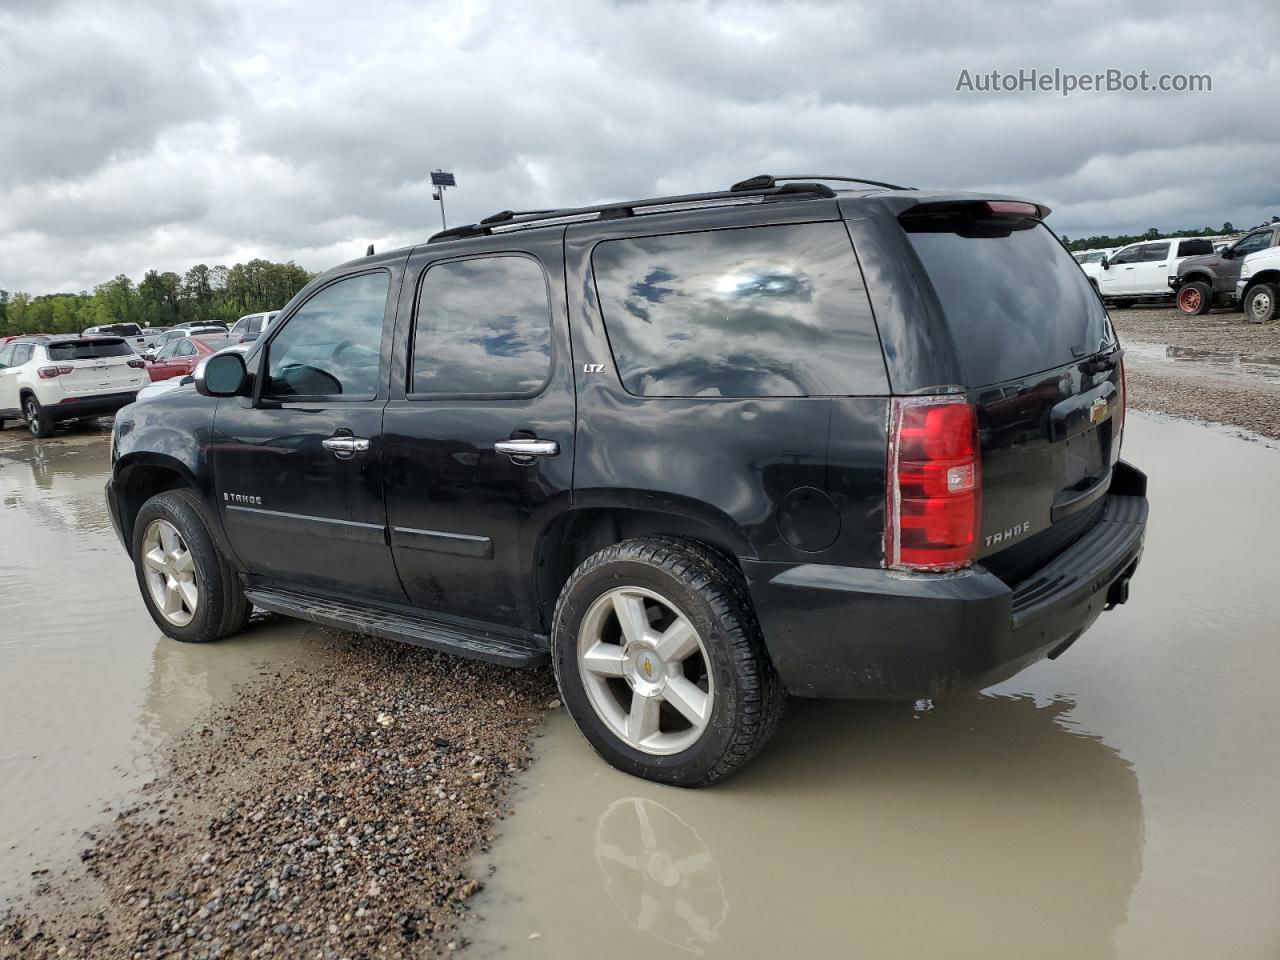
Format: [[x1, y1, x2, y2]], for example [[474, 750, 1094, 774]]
[[26, 400, 38, 435], [141, 519, 198, 627], [577, 586, 713, 756]]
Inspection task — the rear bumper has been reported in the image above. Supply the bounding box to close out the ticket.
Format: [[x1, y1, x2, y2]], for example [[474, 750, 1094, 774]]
[[744, 461, 1148, 699], [47, 391, 138, 420]]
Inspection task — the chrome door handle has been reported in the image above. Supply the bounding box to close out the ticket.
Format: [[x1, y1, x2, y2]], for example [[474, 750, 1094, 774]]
[[494, 438, 559, 462], [322, 436, 371, 459]]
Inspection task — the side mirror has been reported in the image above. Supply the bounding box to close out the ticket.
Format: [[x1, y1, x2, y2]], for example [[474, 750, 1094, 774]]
[[1100, 257, 1110, 269], [142, 353, 156, 363], [194, 351, 248, 397], [1220, 248, 1233, 260]]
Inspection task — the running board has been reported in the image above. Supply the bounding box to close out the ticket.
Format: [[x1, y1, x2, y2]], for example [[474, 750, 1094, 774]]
[[242, 586, 548, 667]]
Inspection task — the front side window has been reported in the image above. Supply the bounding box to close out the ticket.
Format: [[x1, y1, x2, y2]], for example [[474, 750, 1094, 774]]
[[266, 272, 389, 398], [411, 256, 552, 396], [592, 221, 886, 397], [156, 342, 180, 360], [1233, 232, 1270, 256], [1109, 246, 1140, 265]]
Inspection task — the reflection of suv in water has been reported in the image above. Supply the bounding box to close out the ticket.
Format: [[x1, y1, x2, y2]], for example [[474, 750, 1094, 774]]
[[1171, 226, 1280, 315], [105, 175, 1149, 786]]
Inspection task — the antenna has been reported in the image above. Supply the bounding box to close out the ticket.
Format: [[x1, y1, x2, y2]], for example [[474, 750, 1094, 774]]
[[366, 244, 375, 257]]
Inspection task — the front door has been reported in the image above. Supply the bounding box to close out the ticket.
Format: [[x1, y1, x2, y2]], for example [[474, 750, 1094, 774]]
[[1099, 244, 1140, 295], [381, 233, 575, 630], [212, 262, 408, 602]]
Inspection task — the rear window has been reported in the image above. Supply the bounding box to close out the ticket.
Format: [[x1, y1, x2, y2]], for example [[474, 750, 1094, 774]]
[[47, 338, 134, 361], [592, 221, 888, 397], [1177, 239, 1214, 257], [903, 221, 1112, 386]]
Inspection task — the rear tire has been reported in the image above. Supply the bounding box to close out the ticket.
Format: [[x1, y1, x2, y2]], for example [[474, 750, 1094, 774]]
[[131, 489, 251, 643], [1176, 280, 1212, 316], [24, 396, 54, 438], [552, 537, 784, 787], [1244, 283, 1279, 323]]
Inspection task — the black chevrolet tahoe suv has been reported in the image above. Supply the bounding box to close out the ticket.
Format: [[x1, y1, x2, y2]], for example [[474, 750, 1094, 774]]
[[106, 175, 1148, 786]]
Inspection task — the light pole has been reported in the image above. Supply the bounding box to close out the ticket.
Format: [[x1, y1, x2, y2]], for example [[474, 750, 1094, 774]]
[[430, 170, 456, 230]]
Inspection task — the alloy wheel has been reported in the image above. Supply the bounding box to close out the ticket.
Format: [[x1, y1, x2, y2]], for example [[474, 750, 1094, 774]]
[[26, 400, 39, 436], [141, 519, 199, 627], [577, 586, 714, 756]]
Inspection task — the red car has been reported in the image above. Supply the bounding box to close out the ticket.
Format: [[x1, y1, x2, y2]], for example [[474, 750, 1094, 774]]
[[144, 334, 235, 382]]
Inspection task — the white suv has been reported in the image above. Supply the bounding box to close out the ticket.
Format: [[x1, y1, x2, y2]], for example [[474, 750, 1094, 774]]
[[1237, 246, 1280, 323], [1096, 237, 1217, 305], [0, 336, 147, 437], [229, 310, 279, 343]]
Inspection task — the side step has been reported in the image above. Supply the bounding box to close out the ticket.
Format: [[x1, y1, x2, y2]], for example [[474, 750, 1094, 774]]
[[243, 585, 548, 667]]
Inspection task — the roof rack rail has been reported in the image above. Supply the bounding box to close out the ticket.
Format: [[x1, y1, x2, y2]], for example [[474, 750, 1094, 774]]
[[428, 181, 837, 243], [731, 173, 914, 192]]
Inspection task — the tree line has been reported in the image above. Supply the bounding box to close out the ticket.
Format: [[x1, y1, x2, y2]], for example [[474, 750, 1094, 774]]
[[0, 259, 315, 337], [1062, 216, 1280, 252]]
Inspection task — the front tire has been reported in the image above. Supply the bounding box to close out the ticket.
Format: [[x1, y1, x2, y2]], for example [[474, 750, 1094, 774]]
[[552, 538, 784, 787], [24, 396, 54, 438], [1244, 283, 1279, 323], [1176, 280, 1212, 316], [131, 489, 251, 642]]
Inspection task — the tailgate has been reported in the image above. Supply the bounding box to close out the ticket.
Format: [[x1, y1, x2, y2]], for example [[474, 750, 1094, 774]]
[[46, 339, 145, 397], [900, 203, 1123, 581]]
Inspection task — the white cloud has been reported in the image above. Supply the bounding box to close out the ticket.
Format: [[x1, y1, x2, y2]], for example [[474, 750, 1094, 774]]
[[1, 0, 1277, 293]]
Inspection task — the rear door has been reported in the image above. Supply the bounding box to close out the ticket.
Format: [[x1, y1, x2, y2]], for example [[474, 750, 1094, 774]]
[[45, 339, 144, 396], [381, 232, 574, 630], [1132, 241, 1172, 293], [211, 262, 409, 601], [899, 209, 1123, 582]]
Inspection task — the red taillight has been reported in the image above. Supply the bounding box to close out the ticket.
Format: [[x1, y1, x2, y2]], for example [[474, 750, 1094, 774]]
[[886, 397, 981, 572], [37, 366, 73, 379], [127, 358, 145, 369], [982, 200, 1039, 218]]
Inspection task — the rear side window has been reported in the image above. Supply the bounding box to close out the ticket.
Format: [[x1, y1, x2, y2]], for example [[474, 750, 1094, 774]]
[[12, 344, 33, 365], [904, 222, 1112, 387], [1139, 242, 1170, 262], [1177, 239, 1214, 256], [411, 256, 552, 396], [592, 222, 887, 397], [47, 339, 133, 361]]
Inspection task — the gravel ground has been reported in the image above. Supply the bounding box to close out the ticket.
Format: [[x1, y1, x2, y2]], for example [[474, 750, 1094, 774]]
[[1, 630, 558, 959], [1109, 305, 1280, 440]]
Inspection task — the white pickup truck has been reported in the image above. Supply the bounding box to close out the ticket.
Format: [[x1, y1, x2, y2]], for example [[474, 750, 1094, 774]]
[[1095, 237, 1216, 305], [1236, 246, 1280, 323]]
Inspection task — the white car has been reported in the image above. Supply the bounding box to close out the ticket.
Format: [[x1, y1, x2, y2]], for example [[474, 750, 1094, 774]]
[[1096, 237, 1217, 305], [1073, 248, 1116, 288], [229, 310, 279, 343], [1236, 246, 1280, 323], [0, 336, 147, 437]]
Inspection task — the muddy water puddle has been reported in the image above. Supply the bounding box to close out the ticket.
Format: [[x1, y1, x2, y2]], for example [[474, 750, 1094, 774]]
[[468, 413, 1280, 960], [0, 429, 319, 902], [1124, 339, 1280, 392]]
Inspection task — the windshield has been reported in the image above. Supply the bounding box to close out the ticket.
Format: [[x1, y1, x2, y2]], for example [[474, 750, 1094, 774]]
[[903, 221, 1113, 386]]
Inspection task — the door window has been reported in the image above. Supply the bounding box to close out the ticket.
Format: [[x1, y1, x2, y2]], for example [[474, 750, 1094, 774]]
[[0, 345, 14, 368], [1139, 243, 1170, 262], [266, 271, 390, 399], [1233, 232, 1271, 256], [176, 340, 197, 357], [1108, 246, 1140, 265], [411, 256, 552, 396], [156, 342, 180, 360], [12, 344, 33, 366]]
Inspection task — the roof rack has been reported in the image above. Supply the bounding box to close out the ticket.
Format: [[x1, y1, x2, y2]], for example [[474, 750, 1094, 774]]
[[428, 180, 838, 243], [730, 173, 914, 192]]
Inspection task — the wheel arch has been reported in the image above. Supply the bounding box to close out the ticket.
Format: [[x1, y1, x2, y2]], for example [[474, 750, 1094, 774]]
[[533, 497, 751, 632], [1245, 269, 1280, 291], [113, 453, 203, 559]]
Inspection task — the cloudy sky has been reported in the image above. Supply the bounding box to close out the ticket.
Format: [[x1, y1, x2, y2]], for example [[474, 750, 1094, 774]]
[[2, 0, 1278, 295]]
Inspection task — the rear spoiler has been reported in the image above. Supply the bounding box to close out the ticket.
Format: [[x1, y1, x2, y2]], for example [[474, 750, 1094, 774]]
[[48, 337, 128, 348]]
